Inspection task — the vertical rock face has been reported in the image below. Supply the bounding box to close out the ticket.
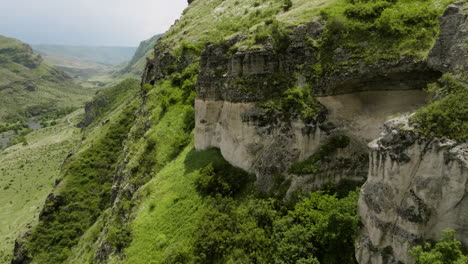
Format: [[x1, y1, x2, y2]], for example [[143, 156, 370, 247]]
[[356, 117, 468, 264], [195, 21, 333, 191], [195, 99, 328, 190], [428, 1, 468, 81]]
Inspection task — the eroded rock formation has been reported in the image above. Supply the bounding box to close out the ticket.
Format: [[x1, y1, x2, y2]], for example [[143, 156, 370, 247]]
[[356, 116, 468, 264], [357, 3, 468, 263], [194, 20, 438, 193]]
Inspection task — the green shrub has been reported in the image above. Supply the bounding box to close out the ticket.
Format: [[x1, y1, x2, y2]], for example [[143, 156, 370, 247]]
[[194, 190, 359, 264], [273, 191, 359, 264], [283, 0, 293, 11], [259, 86, 320, 122], [410, 229, 468, 264], [411, 75, 468, 142], [253, 19, 290, 53], [141, 84, 153, 93], [345, 1, 393, 21], [374, 3, 439, 36], [195, 162, 253, 197], [172, 41, 204, 58]]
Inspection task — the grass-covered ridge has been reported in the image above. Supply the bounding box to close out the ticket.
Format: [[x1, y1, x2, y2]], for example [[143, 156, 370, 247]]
[[161, 0, 453, 59], [0, 111, 83, 263], [0, 35, 91, 121]]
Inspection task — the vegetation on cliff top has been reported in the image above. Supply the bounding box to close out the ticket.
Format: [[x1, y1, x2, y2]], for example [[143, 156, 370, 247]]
[[411, 74, 468, 142]]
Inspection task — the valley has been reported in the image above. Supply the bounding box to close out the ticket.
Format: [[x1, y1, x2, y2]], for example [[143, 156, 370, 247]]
[[0, 32, 158, 264]]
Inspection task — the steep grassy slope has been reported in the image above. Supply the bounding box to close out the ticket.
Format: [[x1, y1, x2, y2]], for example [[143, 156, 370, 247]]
[[0, 35, 91, 121], [0, 110, 83, 263], [10, 79, 140, 264]]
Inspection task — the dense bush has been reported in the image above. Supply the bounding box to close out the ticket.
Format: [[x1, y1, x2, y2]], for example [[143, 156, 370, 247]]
[[410, 229, 468, 264], [194, 190, 360, 264], [274, 191, 360, 264], [259, 86, 321, 122], [411, 74, 468, 142], [195, 161, 253, 197]]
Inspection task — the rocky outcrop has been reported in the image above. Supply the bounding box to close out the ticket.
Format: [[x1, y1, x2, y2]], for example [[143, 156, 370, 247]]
[[356, 116, 468, 264], [428, 1, 468, 81], [195, 99, 330, 190], [79, 97, 109, 128], [194, 19, 439, 192], [10, 229, 32, 264]]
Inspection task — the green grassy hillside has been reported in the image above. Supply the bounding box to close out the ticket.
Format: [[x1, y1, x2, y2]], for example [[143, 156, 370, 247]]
[[0, 35, 91, 122], [0, 110, 83, 263]]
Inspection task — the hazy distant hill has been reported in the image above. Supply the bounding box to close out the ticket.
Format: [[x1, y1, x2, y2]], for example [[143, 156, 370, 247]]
[[33, 45, 137, 66], [0, 35, 91, 120]]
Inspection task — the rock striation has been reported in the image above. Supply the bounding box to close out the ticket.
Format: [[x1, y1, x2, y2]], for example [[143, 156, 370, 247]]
[[356, 116, 468, 264]]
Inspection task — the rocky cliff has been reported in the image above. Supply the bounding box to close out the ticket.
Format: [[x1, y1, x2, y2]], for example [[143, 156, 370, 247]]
[[193, 22, 438, 193], [192, 1, 467, 262], [428, 1, 468, 82], [357, 2, 468, 263], [356, 116, 468, 264]]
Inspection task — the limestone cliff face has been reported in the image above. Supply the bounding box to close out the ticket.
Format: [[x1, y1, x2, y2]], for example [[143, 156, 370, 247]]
[[195, 99, 327, 190], [356, 116, 468, 264], [194, 19, 437, 192]]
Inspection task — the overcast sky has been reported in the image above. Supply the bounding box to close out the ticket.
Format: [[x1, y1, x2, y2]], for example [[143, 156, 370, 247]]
[[0, 0, 188, 47]]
